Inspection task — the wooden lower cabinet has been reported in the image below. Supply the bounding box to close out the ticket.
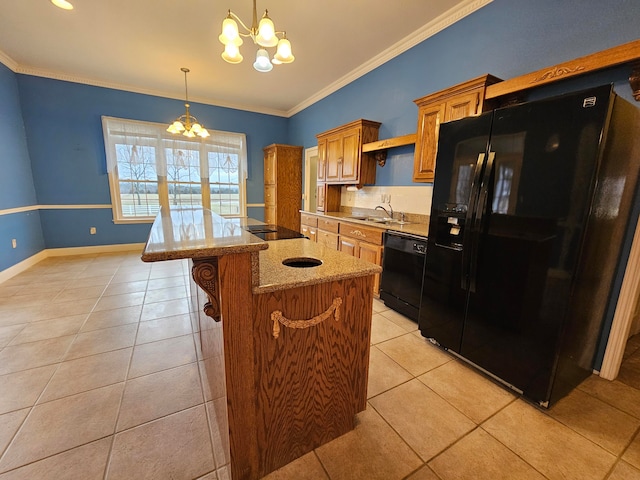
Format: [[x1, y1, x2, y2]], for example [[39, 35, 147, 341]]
[[338, 223, 383, 295], [317, 217, 340, 250], [300, 213, 318, 242], [300, 213, 384, 295]]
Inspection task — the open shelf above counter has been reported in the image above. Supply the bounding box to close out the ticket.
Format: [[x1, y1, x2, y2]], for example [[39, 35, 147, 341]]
[[362, 133, 416, 166]]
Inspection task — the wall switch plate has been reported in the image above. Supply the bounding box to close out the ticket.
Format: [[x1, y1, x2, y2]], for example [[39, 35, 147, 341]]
[[90, 227, 96, 235], [11, 239, 17, 248]]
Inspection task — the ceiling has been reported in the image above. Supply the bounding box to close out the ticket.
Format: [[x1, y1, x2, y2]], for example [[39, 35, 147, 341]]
[[0, 0, 490, 117]]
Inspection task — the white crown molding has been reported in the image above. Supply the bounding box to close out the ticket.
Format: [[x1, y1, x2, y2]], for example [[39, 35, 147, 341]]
[[12, 64, 289, 117], [0, 49, 18, 71], [2, 0, 490, 118], [287, 0, 493, 117]]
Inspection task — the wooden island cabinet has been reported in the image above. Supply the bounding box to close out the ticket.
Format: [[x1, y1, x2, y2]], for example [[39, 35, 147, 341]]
[[413, 74, 501, 182], [142, 208, 380, 480]]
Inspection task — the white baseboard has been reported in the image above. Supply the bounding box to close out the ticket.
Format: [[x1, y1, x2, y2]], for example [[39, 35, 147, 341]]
[[0, 243, 146, 284], [45, 243, 145, 257]]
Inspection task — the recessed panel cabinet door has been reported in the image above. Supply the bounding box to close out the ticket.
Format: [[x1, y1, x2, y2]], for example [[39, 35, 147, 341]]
[[316, 184, 325, 211], [325, 134, 343, 182], [340, 128, 361, 182], [445, 92, 480, 122], [317, 139, 327, 182], [358, 242, 382, 294], [339, 237, 357, 257], [264, 150, 276, 185], [413, 103, 446, 182]]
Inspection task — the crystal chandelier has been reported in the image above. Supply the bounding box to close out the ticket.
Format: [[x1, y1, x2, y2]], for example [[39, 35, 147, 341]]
[[218, 0, 295, 73], [166, 68, 210, 138]]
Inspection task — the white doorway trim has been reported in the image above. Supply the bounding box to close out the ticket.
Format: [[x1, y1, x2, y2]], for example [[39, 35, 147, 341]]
[[303, 146, 318, 212], [600, 215, 640, 379]]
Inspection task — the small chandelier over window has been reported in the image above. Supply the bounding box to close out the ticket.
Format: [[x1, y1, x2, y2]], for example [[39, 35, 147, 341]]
[[218, 0, 294, 73], [167, 68, 210, 138]]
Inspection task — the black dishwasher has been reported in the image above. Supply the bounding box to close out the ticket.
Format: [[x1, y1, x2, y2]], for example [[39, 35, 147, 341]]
[[379, 231, 428, 321]]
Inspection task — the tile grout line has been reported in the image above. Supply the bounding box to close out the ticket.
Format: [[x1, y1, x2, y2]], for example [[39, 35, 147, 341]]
[[0, 255, 116, 475], [101, 261, 151, 480]]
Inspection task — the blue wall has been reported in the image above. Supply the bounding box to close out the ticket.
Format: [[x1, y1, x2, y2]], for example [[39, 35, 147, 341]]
[[288, 0, 640, 370], [289, 0, 640, 186], [15, 76, 289, 248], [2, 0, 639, 367], [0, 63, 45, 271]]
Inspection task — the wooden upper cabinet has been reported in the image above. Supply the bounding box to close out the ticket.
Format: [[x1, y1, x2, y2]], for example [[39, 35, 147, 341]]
[[317, 139, 327, 182], [413, 103, 446, 183], [325, 133, 343, 182], [263, 144, 303, 231], [316, 119, 381, 188], [413, 74, 501, 183], [340, 128, 361, 182]]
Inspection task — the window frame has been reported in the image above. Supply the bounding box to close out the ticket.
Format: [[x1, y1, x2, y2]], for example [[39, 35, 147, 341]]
[[102, 116, 247, 224]]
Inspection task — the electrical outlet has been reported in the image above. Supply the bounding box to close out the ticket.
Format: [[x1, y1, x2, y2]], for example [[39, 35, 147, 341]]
[[11, 239, 17, 248], [90, 227, 96, 235]]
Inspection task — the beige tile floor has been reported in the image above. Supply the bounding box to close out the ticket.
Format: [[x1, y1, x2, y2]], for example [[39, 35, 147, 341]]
[[1, 251, 640, 479]]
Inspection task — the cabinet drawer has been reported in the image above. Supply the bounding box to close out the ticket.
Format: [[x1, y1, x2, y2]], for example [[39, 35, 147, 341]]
[[317, 230, 339, 250], [300, 213, 318, 228], [317, 217, 340, 234], [339, 222, 383, 245]]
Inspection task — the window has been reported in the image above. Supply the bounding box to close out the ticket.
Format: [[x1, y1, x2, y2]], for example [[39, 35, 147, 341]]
[[102, 117, 247, 223]]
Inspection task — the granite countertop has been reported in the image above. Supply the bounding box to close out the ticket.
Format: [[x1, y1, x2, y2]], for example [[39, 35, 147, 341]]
[[256, 238, 381, 294], [141, 208, 269, 262], [308, 211, 430, 238], [142, 208, 381, 294]]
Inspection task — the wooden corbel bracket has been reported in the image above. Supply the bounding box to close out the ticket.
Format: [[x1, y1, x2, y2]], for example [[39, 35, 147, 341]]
[[374, 151, 388, 167], [191, 258, 221, 321], [362, 133, 417, 168], [630, 62, 640, 101]]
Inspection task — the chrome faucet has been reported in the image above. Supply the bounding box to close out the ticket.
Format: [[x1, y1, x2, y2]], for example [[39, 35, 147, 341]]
[[375, 204, 394, 218]]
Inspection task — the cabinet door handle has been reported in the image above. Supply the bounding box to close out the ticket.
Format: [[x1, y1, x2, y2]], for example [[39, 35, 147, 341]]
[[350, 230, 366, 238]]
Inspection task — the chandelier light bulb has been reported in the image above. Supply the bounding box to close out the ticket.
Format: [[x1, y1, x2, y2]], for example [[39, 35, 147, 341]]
[[274, 37, 294, 64], [171, 121, 185, 132], [253, 48, 273, 72], [51, 0, 73, 10], [219, 2, 294, 70], [222, 43, 243, 64], [220, 16, 241, 45], [256, 12, 277, 47]]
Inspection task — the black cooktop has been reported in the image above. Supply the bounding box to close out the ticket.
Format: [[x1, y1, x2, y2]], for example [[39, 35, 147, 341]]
[[244, 224, 306, 241]]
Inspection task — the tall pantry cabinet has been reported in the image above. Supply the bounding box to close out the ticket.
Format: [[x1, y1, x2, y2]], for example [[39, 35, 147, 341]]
[[263, 144, 303, 231]]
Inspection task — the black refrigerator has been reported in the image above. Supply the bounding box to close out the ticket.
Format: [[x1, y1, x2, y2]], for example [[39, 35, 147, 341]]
[[419, 84, 640, 407]]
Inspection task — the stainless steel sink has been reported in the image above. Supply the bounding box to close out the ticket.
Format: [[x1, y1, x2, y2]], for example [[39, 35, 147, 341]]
[[348, 215, 410, 225]]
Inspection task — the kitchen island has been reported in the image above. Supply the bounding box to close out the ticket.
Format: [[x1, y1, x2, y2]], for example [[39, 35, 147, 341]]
[[142, 208, 381, 480]]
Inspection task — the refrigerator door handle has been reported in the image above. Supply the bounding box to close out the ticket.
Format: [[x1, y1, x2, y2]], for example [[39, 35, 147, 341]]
[[469, 150, 495, 293], [461, 152, 486, 291]]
